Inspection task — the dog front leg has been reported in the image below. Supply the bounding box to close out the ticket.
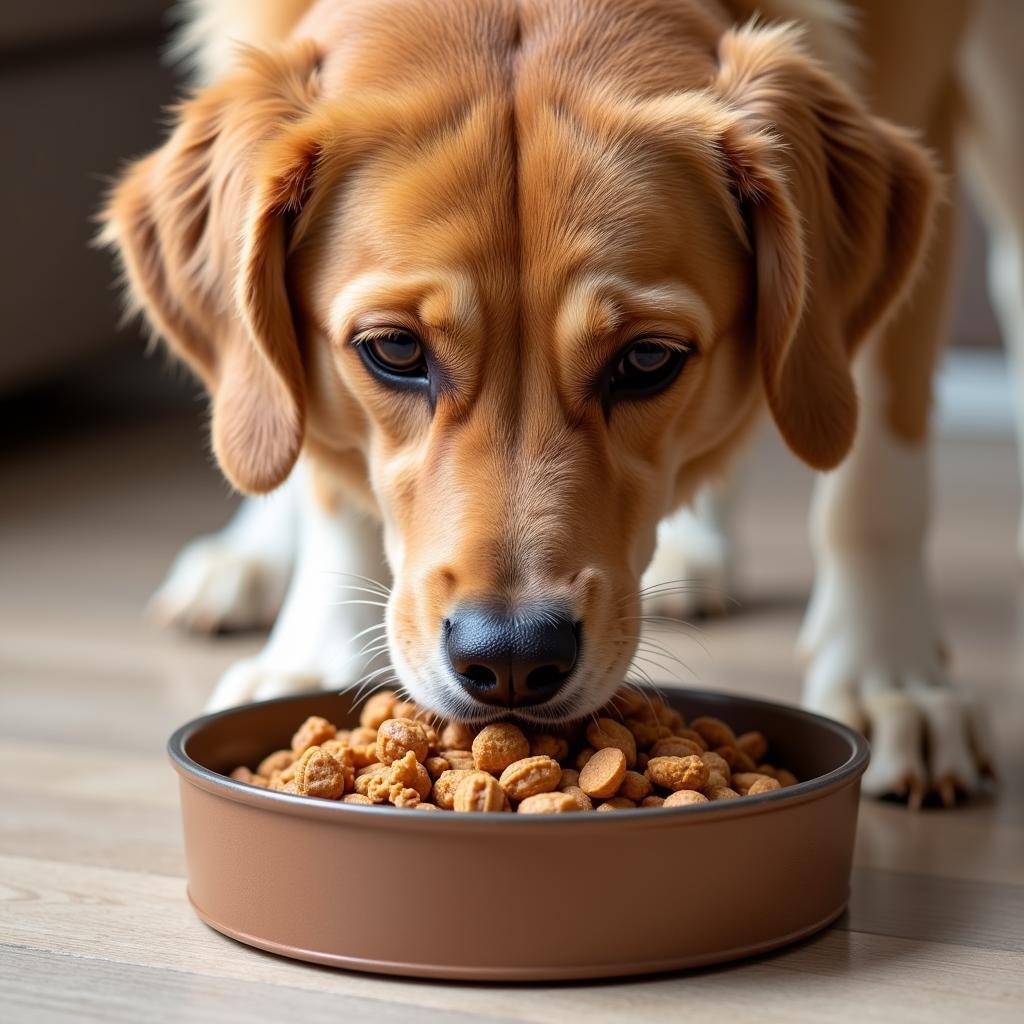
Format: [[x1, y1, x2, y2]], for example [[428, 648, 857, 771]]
[[798, 337, 992, 806], [205, 461, 390, 710]]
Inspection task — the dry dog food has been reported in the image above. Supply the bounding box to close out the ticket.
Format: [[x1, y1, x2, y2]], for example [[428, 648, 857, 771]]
[[228, 689, 799, 813]]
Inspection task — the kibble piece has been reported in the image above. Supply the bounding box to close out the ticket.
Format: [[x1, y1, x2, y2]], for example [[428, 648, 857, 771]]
[[360, 690, 397, 729], [499, 756, 562, 802], [736, 730, 769, 763], [441, 722, 477, 750], [355, 765, 391, 802], [291, 716, 337, 756], [376, 718, 431, 765], [578, 746, 627, 799], [390, 787, 422, 808], [776, 769, 799, 788], [640, 795, 665, 808], [732, 771, 776, 793], [646, 755, 708, 792], [674, 728, 709, 750], [257, 749, 295, 778], [391, 699, 420, 720], [618, 770, 652, 803], [425, 755, 450, 779], [388, 750, 432, 799], [558, 768, 580, 790], [415, 802, 440, 810], [664, 789, 710, 808], [441, 749, 475, 771], [662, 708, 686, 733], [230, 766, 255, 784], [689, 716, 737, 749], [704, 785, 741, 801], [626, 719, 673, 748], [517, 792, 578, 814], [575, 746, 596, 769], [294, 746, 345, 799], [530, 734, 570, 762], [472, 723, 529, 773], [597, 797, 636, 811], [342, 793, 373, 805], [585, 718, 637, 768], [432, 769, 473, 810], [605, 687, 648, 717], [351, 743, 381, 769], [349, 726, 379, 746], [454, 771, 507, 812], [650, 737, 704, 759], [705, 770, 729, 790], [562, 786, 594, 811], [636, 751, 649, 770], [717, 745, 757, 773], [699, 750, 731, 781], [747, 776, 783, 796]]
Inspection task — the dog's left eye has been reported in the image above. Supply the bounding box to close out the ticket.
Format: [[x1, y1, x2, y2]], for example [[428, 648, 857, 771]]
[[608, 339, 689, 399], [359, 329, 427, 377]]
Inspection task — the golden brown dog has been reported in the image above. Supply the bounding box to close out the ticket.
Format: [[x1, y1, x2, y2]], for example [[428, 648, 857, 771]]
[[105, 0, 1013, 803]]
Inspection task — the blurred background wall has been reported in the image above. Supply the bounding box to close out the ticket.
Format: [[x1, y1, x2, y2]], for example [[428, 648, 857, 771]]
[[0, 0, 1010, 414]]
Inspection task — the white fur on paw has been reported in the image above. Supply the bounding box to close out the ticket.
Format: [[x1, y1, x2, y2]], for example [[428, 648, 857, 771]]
[[205, 656, 326, 712], [149, 535, 291, 634], [800, 558, 990, 807], [642, 507, 733, 618]]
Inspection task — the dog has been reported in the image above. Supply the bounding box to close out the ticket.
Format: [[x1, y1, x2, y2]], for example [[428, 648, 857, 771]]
[[103, 0, 1019, 806]]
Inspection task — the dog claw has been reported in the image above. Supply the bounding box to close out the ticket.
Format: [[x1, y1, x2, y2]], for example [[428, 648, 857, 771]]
[[907, 779, 926, 811], [936, 777, 958, 809]]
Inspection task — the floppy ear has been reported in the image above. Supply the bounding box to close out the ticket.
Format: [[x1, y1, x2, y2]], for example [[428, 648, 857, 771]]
[[101, 44, 323, 493], [712, 22, 939, 469]]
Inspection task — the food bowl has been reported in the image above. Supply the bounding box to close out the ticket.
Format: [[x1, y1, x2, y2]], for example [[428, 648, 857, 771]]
[[168, 687, 868, 981]]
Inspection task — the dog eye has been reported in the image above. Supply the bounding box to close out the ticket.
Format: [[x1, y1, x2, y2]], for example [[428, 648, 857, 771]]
[[608, 340, 689, 399], [357, 329, 428, 380]]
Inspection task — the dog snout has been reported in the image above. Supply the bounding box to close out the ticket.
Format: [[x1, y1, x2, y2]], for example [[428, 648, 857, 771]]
[[444, 602, 579, 709]]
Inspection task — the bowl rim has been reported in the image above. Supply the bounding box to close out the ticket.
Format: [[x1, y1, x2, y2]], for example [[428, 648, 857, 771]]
[[168, 686, 869, 829]]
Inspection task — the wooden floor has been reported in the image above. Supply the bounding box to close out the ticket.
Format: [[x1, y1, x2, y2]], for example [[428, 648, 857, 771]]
[[2, 388, 1023, 1023]]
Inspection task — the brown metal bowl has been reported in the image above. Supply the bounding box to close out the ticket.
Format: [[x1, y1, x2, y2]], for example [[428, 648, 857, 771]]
[[168, 687, 868, 981]]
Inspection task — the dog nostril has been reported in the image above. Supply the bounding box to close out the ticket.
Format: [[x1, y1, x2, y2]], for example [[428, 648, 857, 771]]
[[525, 664, 564, 691], [463, 664, 497, 688]]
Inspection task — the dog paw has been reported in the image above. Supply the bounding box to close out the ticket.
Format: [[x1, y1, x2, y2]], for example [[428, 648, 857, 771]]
[[641, 504, 734, 619], [800, 559, 993, 806], [205, 656, 329, 711], [149, 535, 292, 634]]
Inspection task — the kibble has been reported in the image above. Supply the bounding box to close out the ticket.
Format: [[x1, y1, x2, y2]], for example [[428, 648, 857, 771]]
[[229, 692, 799, 813]]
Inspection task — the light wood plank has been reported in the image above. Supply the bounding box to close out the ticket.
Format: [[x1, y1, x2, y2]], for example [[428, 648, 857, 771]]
[[0, 946, 515, 1024], [3, 855, 1023, 1024]]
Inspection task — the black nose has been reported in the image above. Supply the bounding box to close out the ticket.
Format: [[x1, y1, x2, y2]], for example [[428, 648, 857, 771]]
[[445, 603, 579, 708]]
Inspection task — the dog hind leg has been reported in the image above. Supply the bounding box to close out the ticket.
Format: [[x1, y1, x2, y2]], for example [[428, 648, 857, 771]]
[[960, 0, 1024, 560]]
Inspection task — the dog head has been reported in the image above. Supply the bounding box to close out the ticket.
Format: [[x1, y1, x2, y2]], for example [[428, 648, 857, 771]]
[[103, 19, 936, 723]]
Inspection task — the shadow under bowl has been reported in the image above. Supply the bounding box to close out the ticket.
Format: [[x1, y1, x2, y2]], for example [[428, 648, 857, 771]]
[[168, 686, 868, 981]]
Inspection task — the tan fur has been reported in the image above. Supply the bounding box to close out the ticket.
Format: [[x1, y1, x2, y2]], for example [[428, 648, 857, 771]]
[[103, 0, 938, 711]]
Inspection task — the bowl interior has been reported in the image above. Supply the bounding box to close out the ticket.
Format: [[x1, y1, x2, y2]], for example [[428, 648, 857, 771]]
[[179, 687, 860, 786]]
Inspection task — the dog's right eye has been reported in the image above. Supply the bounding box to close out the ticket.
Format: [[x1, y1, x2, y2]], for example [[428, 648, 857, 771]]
[[356, 329, 429, 383]]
